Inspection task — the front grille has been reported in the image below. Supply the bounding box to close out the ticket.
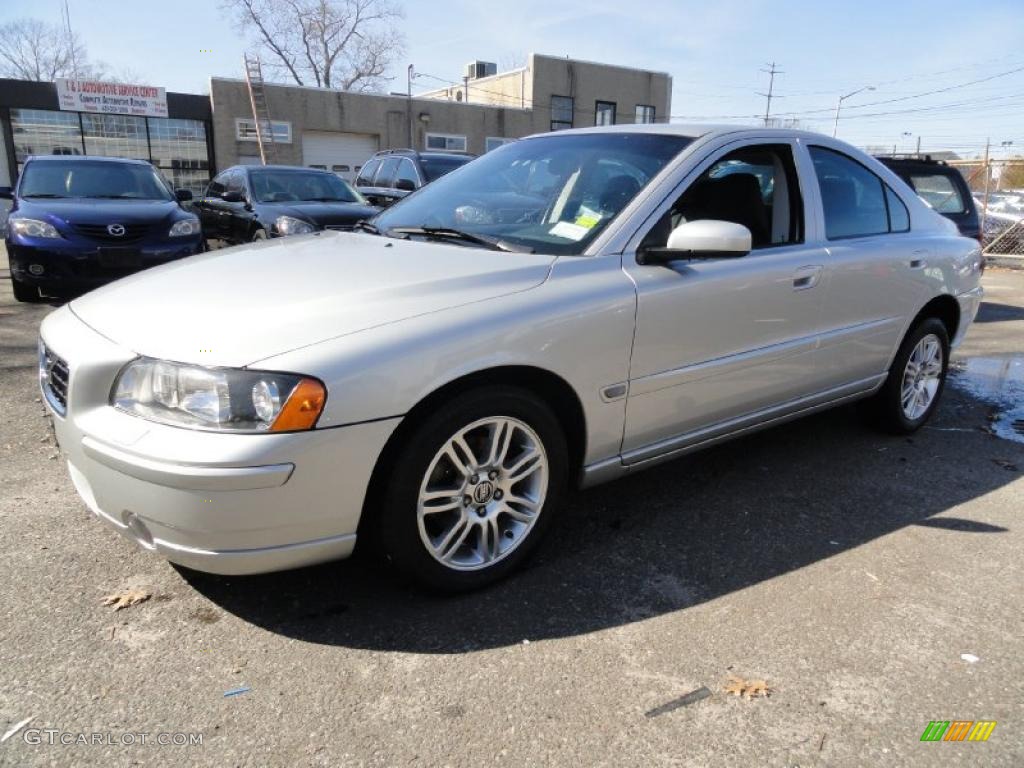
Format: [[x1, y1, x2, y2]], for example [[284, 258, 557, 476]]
[[324, 224, 355, 232], [39, 344, 69, 416], [72, 222, 153, 243]]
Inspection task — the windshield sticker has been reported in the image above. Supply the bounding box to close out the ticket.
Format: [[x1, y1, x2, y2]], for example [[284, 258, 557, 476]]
[[550, 221, 590, 241], [574, 206, 603, 230]]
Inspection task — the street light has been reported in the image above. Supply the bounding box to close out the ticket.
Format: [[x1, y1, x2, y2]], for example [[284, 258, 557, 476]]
[[832, 85, 875, 138]]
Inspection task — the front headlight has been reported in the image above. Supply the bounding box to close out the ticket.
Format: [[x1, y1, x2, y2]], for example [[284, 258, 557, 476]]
[[111, 358, 326, 433], [10, 217, 61, 239], [275, 215, 316, 236], [169, 218, 200, 237]]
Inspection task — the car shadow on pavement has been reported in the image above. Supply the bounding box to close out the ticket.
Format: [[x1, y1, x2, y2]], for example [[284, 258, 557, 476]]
[[180, 392, 1020, 653], [974, 300, 1024, 324]]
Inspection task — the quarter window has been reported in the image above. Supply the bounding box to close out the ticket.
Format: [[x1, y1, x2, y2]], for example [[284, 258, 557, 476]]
[[595, 101, 617, 126], [886, 186, 910, 232], [550, 96, 574, 131]]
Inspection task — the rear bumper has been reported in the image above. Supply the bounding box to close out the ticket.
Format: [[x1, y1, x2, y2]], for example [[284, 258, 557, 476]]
[[39, 306, 400, 575], [954, 285, 984, 347]]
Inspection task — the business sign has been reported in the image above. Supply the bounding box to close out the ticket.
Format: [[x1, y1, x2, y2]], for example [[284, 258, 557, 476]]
[[56, 78, 168, 118]]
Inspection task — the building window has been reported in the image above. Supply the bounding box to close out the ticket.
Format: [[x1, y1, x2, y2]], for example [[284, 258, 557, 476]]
[[550, 95, 573, 131], [635, 105, 656, 124], [595, 101, 617, 126], [10, 109, 84, 172], [485, 137, 514, 152], [425, 133, 468, 152], [147, 117, 210, 196], [235, 118, 292, 144], [81, 113, 148, 160]]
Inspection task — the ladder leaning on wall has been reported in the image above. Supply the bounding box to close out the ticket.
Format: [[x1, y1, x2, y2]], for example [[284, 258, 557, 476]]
[[243, 54, 276, 165]]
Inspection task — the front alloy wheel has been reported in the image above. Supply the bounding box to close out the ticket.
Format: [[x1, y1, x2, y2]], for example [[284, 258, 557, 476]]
[[417, 417, 548, 571], [377, 386, 567, 591]]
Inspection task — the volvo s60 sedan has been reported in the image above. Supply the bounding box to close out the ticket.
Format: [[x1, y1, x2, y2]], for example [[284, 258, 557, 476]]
[[38, 125, 984, 591]]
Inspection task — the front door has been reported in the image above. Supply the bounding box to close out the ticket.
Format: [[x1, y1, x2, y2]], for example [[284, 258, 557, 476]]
[[621, 140, 832, 459]]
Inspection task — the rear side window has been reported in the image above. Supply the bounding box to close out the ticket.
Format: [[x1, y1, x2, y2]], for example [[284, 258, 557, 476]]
[[909, 172, 965, 214], [355, 158, 380, 186], [374, 157, 400, 188], [810, 147, 910, 239]]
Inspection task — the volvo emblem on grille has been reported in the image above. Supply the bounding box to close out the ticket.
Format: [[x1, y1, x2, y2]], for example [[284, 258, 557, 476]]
[[107, 223, 126, 236]]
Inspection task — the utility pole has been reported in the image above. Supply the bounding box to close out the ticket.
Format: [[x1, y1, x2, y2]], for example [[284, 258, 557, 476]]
[[915, 136, 921, 157], [406, 64, 415, 148], [832, 85, 874, 138], [980, 138, 991, 245], [758, 62, 782, 127]]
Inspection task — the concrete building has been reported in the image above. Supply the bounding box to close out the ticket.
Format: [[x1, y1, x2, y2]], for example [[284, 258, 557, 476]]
[[0, 53, 672, 191]]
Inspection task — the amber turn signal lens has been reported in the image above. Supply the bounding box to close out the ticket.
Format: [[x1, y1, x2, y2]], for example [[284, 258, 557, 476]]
[[270, 378, 326, 432]]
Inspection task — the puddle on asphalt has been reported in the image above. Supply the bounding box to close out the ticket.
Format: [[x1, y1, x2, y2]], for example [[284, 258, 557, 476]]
[[950, 356, 1024, 445]]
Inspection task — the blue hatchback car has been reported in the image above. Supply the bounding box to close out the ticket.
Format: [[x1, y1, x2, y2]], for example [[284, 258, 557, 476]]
[[2, 156, 202, 302]]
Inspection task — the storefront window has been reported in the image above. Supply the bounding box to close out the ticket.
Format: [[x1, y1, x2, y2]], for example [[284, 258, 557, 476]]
[[148, 118, 210, 195], [10, 109, 83, 172], [81, 113, 149, 160]]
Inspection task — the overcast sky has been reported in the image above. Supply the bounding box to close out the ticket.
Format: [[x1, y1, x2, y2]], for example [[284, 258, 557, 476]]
[[5, 0, 1023, 158]]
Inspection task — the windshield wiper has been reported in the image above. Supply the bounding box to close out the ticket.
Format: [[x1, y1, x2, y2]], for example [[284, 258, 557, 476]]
[[24, 193, 68, 198], [388, 226, 534, 253], [353, 220, 382, 235]]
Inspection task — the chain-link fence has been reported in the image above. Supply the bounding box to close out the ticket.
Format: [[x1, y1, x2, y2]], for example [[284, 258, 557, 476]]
[[950, 160, 1024, 257]]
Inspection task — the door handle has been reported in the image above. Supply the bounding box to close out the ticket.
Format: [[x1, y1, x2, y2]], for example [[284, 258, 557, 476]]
[[792, 265, 823, 291]]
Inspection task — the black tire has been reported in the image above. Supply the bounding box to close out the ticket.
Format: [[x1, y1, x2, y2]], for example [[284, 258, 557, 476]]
[[376, 386, 568, 592], [867, 317, 950, 434], [250, 227, 268, 242], [11, 277, 43, 303]]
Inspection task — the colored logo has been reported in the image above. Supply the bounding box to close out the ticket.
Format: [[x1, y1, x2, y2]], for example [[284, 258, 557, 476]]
[[920, 721, 996, 742]]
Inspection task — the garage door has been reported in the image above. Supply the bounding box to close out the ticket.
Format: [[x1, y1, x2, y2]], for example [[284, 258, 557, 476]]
[[302, 132, 379, 182]]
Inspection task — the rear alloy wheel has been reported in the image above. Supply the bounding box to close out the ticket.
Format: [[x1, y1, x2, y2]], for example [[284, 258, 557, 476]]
[[869, 317, 949, 434], [378, 387, 567, 592]]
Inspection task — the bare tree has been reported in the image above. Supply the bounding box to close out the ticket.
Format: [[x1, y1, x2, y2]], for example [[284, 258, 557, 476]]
[[0, 18, 91, 81], [224, 0, 404, 92]]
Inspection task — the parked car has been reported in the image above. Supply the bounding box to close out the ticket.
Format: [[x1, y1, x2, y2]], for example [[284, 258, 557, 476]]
[[3, 156, 201, 302], [355, 149, 475, 208], [877, 156, 980, 242], [193, 165, 379, 244], [39, 125, 983, 591]]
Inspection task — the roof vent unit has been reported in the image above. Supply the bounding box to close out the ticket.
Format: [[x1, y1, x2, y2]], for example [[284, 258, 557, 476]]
[[465, 61, 497, 80]]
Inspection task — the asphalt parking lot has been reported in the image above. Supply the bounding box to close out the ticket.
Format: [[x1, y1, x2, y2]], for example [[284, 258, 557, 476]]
[[1, 256, 1022, 767]]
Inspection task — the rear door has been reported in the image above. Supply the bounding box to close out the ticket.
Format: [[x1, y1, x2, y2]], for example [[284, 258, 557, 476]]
[[806, 145, 929, 388], [199, 171, 230, 240], [621, 139, 833, 458]]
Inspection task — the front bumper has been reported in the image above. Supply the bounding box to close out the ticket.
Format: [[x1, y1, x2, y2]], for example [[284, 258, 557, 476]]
[[39, 306, 400, 575], [7, 237, 201, 294]]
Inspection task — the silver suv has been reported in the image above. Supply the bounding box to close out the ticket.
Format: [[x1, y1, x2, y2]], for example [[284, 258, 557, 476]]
[[40, 125, 983, 591]]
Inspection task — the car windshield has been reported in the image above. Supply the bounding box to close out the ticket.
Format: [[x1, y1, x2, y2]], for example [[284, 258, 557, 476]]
[[250, 170, 364, 204], [374, 133, 692, 255], [420, 154, 473, 182], [19, 160, 173, 200]]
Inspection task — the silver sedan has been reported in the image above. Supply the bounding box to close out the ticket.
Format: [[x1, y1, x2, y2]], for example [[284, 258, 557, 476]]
[[39, 125, 984, 591]]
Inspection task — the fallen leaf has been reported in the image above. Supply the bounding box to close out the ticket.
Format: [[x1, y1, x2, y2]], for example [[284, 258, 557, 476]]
[[992, 458, 1018, 472], [724, 675, 771, 699], [102, 588, 152, 611]]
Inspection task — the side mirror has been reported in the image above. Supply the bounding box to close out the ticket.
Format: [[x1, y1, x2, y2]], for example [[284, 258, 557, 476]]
[[394, 178, 417, 193], [222, 190, 244, 203], [0, 187, 12, 200], [175, 189, 193, 202], [638, 220, 752, 266]]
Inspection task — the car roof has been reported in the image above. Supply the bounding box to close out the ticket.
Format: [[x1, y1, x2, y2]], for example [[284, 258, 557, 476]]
[[520, 123, 837, 143], [237, 164, 334, 173], [25, 154, 152, 165]]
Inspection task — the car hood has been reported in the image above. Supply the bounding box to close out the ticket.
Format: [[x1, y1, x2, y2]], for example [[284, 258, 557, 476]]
[[264, 200, 380, 226], [69, 231, 556, 367], [16, 198, 184, 228]]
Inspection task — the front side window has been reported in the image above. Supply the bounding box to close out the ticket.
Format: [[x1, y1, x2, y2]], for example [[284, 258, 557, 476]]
[[810, 146, 908, 239], [550, 96, 574, 131], [250, 169, 362, 203], [19, 160, 173, 201], [595, 101, 617, 126], [642, 144, 803, 251], [908, 172, 965, 214], [635, 105, 656, 124], [374, 132, 692, 256]]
